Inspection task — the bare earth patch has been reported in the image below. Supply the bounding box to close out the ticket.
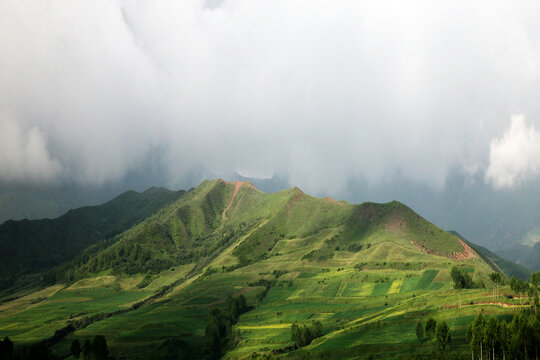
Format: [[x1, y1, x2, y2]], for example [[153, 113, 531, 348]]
[[387, 216, 407, 233], [410, 240, 434, 255], [221, 181, 245, 219], [451, 239, 476, 261]]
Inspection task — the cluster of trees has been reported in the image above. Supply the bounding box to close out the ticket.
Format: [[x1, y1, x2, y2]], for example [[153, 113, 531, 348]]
[[509, 276, 539, 307], [290, 321, 323, 348], [70, 336, 111, 360], [0, 335, 112, 360], [0, 337, 14, 359], [44, 242, 175, 285], [0, 336, 60, 360], [205, 295, 248, 359], [415, 318, 452, 355], [467, 311, 540, 360], [450, 267, 484, 289]]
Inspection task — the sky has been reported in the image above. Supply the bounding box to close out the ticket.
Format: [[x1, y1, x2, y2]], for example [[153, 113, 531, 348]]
[[2, 1, 540, 247]]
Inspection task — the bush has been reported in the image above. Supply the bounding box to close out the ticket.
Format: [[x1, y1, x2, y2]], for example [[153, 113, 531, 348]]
[[451, 267, 483, 289], [291, 321, 323, 347]]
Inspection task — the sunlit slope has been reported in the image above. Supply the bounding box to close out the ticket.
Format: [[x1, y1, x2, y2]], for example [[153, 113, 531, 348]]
[[0, 180, 503, 359], [65, 179, 487, 277]]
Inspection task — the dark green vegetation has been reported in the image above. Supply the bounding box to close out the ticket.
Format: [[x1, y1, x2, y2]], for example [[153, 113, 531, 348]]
[[0, 180, 532, 359], [205, 295, 249, 359], [466, 311, 540, 360], [0, 334, 111, 360], [290, 321, 323, 348], [0, 187, 184, 290], [450, 231, 533, 280], [450, 267, 484, 289]]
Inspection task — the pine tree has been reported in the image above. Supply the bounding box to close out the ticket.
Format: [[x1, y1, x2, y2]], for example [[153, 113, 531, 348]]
[[71, 339, 81, 359], [82, 339, 92, 360], [416, 322, 424, 342], [425, 318, 437, 340], [435, 321, 451, 355]]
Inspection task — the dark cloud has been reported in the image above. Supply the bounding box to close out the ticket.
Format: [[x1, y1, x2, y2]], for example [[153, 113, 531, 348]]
[[2, 0, 540, 195]]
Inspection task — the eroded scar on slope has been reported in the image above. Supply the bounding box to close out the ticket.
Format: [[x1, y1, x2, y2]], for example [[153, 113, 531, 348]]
[[222, 181, 244, 219]]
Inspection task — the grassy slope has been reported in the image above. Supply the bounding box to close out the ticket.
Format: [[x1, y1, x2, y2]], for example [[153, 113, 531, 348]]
[[0, 180, 518, 359], [0, 187, 185, 289], [449, 231, 533, 280]]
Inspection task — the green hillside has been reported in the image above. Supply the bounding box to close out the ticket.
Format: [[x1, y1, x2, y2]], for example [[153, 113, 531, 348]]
[[449, 231, 533, 280], [0, 187, 185, 290], [0, 180, 526, 359]]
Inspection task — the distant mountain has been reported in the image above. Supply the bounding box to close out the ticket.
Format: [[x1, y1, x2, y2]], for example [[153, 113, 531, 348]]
[[230, 172, 290, 194], [449, 231, 532, 280], [496, 242, 540, 272], [0, 187, 185, 289]]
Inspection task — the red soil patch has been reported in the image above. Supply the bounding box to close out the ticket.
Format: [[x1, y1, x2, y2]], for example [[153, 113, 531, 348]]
[[323, 196, 342, 205], [410, 238, 476, 261], [450, 239, 476, 261], [222, 181, 247, 219], [287, 188, 305, 209]]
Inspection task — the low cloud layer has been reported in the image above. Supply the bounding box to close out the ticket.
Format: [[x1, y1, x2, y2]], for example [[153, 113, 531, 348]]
[[2, 1, 540, 193]]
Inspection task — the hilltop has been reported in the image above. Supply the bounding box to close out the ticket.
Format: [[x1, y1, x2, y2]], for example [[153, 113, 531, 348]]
[[0, 180, 522, 359]]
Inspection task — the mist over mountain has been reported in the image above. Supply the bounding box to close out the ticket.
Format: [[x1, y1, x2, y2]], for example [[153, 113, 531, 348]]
[[3, 167, 540, 254], [3, 1, 540, 253]]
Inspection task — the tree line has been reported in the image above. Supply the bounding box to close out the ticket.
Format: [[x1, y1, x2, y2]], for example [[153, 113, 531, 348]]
[[0, 335, 112, 360], [465, 270, 540, 360], [70, 336, 112, 360], [415, 318, 452, 356], [467, 311, 540, 360], [204, 295, 249, 359]]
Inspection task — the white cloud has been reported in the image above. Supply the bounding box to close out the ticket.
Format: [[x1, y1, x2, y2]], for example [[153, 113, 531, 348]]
[[0, 117, 62, 182], [1, 1, 540, 192], [485, 115, 540, 189]]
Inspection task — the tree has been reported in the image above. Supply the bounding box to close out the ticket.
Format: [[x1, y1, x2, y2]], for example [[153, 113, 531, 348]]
[[425, 318, 437, 340], [498, 320, 510, 360], [82, 339, 92, 360], [435, 321, 451, 355], [484, 316, 499, 360], [290, 321, 323, 348], [71, 339, 81, 359], [490, 272, 503, 300], [470, 313, 486, 360], [291, 323, 301, 348], [0, 337, 14, 360], [531, 271, 540, 287], [92, 335, 108, 360], [450, 267, 477, 289], [416, 322, 424, 342]]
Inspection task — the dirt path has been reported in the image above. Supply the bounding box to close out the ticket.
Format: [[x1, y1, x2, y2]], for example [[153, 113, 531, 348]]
[[222, 181, 244, 219]]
